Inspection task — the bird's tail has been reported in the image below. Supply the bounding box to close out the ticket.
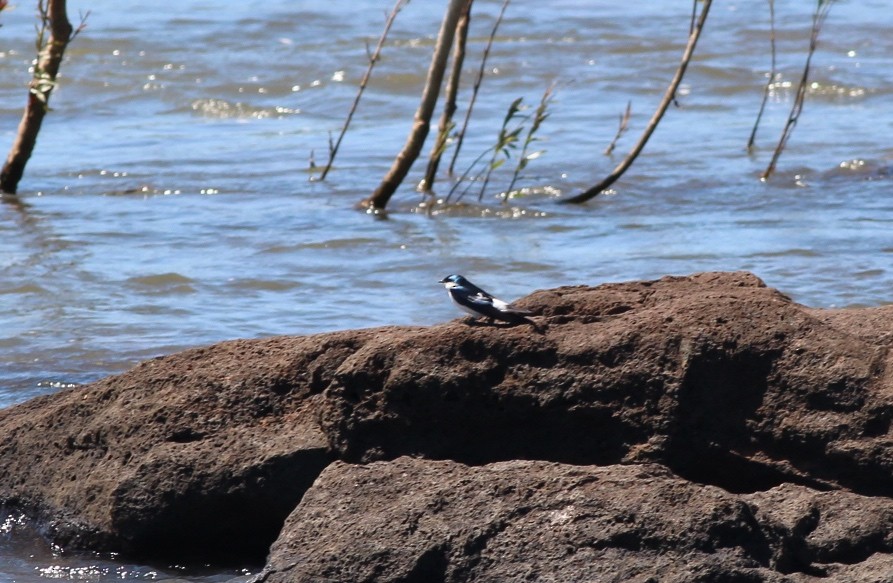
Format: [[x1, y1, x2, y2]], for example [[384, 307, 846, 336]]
[[503, 308, 544, 332]]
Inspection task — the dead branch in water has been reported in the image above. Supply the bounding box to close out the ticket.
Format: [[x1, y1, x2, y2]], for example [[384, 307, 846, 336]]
[[447, 0, 510, 175], [760, 0, 835, 181], [316, 0, 410, 181], [559, 0, 712, 205], [747, 0, 776, 152], [1, 0, 87, 194], [420, 0, 472, 193], [360, 0, 468, 212]]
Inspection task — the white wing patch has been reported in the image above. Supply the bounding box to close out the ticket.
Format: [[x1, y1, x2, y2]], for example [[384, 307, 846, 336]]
[[490, 297, 510, 311]]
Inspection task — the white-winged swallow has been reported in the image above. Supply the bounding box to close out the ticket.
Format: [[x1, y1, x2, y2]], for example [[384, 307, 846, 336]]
[[438, 274, 536, 326]]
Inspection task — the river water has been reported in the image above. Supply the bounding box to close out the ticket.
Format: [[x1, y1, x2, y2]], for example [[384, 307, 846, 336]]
[[1, 0, 891, 580]]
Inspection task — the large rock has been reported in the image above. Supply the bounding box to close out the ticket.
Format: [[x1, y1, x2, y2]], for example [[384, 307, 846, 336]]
[[256, 457, 893, 583], [1, 271, 892, 576], [319, 271, 893, 497]]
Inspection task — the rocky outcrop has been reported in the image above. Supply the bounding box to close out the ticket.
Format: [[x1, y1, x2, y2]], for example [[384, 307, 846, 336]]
[[319, 271, 893, 497], [1, 271, 892, 579]]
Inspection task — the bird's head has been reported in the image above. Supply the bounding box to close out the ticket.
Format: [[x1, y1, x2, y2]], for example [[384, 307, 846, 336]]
[[438, 274, 467, 288]]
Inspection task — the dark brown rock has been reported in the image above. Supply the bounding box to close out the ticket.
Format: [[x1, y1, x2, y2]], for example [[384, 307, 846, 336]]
[[744, 483, 893, 576], [2, 270, 893, 577], [257, 457, 893, 583], [319, 271, 893, 498], [0, 333, 375, 562]]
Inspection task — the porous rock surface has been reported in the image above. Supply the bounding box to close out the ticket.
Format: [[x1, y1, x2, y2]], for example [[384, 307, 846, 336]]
[[1, 271, 892, 580], [256, 458, 893, 583]]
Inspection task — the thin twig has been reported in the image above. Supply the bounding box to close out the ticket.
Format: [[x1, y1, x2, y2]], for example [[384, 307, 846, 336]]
[[559, 0, 713, 205], [317, 0, 409, 181], [747, 0, 775, 151], [479, 98, 524, 201], [603, 100, 632, 156], [504, 82, 555, 202], [446, 97, 523, 205], [676, 0, 701, 106], [447, 0, 510, 175], [761, 0, 834, 180], [72, 9, 90, 40], [444, 145, 491, 204]]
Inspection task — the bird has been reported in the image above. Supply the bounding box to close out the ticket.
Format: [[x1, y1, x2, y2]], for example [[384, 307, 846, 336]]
[[438, 274, 537, 326]]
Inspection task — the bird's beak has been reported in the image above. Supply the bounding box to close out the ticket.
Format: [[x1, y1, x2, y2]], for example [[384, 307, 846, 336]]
[[438, 278, 447, 284]]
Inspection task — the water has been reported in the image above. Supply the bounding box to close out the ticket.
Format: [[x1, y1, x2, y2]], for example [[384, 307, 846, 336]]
[[1, 0, 892, 579]]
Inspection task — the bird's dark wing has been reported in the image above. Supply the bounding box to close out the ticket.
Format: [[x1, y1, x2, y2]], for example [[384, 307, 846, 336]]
[[453, 291, 504, 319], [461, 292, 535, 323], [461, 280, 533, 315], [488, 295, 534, 317], [457, 279, 493, 298]]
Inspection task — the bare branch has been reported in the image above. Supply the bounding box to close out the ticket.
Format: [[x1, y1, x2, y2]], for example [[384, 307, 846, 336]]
[[360, 0, 468, 211], [747, 0, 776, 152], [447, 0, 511, 175], [1, 0, 78, 194], [316, 0, 410, 182], [761, 0, 835, 181], [72, 9, 90, 40], [559, 0, 713, 205], [420, 0, 472, 193]]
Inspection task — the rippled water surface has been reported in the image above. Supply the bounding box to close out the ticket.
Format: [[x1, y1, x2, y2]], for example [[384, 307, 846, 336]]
[[1, 0, 892, 579]]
